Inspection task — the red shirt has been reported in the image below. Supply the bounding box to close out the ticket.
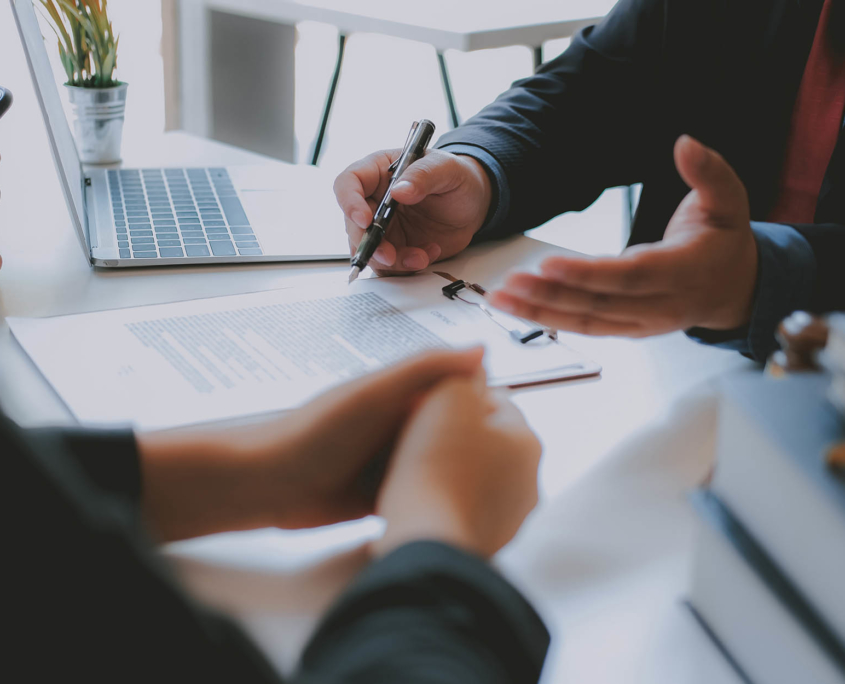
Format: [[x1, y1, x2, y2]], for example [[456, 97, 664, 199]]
[[768, 0, 845, 224]]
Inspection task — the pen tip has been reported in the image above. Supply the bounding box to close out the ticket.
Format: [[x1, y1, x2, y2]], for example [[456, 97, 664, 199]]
[[348, 266, 361, 284]]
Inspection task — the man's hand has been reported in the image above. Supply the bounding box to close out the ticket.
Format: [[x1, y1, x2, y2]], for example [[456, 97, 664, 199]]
[[489, 136, 759, 337], [374, 371, 542, 559], [333, 149, 492, 275], [138, 348, 484, 542]]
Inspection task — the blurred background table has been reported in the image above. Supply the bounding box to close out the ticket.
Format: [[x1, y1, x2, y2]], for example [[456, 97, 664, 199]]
[[162, 0, 615, 163]]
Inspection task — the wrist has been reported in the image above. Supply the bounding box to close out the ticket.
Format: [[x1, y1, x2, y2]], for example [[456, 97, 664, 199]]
[[456, 155, 494, 235], [701, 229, 759, 330], [138, 428, 281, 541], [374, 490, 489, 560]]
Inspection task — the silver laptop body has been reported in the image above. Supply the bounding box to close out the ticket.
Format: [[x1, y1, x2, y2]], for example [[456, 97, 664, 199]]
[[12, 0, 349, 268]]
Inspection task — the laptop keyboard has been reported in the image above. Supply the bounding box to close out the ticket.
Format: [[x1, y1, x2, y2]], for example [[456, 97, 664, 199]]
[[107, 168, 263, 259]]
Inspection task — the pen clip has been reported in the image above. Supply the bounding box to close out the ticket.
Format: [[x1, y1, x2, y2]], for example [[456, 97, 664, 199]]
[[388, 121, 419, 175]]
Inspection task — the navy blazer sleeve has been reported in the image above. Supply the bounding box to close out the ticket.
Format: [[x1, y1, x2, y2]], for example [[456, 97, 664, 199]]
[[789, 222, 845, 314], [436, 0, 665, 240], [5, 410, 549, 684]]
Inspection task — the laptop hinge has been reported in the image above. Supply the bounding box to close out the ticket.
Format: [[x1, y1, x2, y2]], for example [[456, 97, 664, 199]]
[[84, 175, 98, 251]]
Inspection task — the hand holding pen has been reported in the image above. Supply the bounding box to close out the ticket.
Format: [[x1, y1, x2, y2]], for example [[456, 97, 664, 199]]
[[349, 120, 436, 282], [336, 126, 494, 278]]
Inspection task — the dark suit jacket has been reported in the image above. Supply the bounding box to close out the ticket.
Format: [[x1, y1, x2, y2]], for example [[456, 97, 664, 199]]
[[437, 0, 845, 317], [4, 408, 549, 683]]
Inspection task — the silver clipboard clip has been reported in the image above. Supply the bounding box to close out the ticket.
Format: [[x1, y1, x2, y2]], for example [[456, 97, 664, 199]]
[[434, 271, 558, 344]]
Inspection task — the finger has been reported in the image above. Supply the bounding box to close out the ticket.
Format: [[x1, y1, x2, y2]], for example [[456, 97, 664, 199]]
[[674, 135, 749, 220], [537, 246, 688, 296], [390, 242, 441, 272], [388, 150, 468, 206], [353, 347, 485, 408], [305, 348, 485, 453], [414, 373, 488, 422], [334, 149, 400, 229], [498, 272, 681, 325], [489, 395, 535, 443], [466, 365, 499, 415], [346, 217, 399, 267], [489, 291, 647, 337], [364, 243, 442, 276], [471, 363, 489, 395]]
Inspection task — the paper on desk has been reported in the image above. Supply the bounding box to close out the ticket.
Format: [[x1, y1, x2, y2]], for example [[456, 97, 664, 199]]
[[8, 274, 599, 430]]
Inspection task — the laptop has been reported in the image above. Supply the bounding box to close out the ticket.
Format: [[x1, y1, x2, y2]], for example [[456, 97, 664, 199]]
[[11, 0, 349, 268]]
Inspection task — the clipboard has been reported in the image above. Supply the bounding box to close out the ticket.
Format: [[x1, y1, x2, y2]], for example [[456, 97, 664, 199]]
[[432, 271, 602, 388], [8, 271, 601, 431]]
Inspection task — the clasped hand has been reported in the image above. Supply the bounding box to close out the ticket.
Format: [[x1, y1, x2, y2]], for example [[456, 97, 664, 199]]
[[138, 348, 541, 559]]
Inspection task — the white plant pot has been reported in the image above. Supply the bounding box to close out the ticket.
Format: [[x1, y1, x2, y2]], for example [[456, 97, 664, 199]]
[[65, 82, 128, 164]]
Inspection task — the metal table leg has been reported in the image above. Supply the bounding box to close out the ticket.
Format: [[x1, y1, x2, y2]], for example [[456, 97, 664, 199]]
[[534, 45, 543, 71], [625, 184, 639, 237], [310, 32, 347, 166], [437, 51, 461, 129]]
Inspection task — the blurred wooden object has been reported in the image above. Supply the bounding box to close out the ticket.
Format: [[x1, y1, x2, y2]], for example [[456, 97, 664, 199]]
[[766, 311, 845, 470], [767, 311, 830, 376], [828, 443, 845, 470]]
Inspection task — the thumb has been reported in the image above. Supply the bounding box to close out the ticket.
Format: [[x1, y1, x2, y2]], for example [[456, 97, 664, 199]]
[[389, 151, 465, 205], [336, 347, 485, 417], [674, 135, 749, 221]]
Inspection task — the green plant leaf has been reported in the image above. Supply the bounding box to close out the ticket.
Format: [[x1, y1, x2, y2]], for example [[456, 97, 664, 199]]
[[39, 0, 80, 82], [57, 40, 76, 83], [42, 0, 119, 87]]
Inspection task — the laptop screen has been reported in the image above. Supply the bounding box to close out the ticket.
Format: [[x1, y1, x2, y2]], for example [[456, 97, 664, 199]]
[[11, 0, 89, 254]]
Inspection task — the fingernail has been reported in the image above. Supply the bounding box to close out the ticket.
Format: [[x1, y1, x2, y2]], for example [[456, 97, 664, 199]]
[[508, 281, 532, 298], [467, 345, 485, 359], [351, 211, 369, 229], [402, 253, 427, 270], [491, 293, 516, 314], [542, 263, 570, 280], [373, 246, 395, 266], [424, 243, 442, 263], [392, 180, 414, 195]]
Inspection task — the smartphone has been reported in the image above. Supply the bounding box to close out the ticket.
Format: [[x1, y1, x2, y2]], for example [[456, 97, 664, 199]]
[[0, 87, 12, 119]]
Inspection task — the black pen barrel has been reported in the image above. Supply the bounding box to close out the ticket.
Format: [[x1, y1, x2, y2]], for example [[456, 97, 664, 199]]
[[351, 223, 386, 270]]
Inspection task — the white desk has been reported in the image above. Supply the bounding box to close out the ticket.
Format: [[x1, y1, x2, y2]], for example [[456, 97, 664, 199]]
[[163, 0, 615, 162], [1, 37, 748, 682]]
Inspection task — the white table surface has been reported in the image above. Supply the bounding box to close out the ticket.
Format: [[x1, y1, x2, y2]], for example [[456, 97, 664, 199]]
[[0, 57, 749, 683], [200, 0, 617, 51]]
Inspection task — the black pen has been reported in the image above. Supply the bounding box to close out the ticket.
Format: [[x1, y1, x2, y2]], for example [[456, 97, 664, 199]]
[[349, 119, 436, 283]]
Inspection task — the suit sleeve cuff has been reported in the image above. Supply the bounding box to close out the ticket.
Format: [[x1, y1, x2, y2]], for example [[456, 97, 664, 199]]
[[436, 143, 511, 241], [29, 427, 142, 503], [687, 222, 817, 362], [300, 540, 549, 682]]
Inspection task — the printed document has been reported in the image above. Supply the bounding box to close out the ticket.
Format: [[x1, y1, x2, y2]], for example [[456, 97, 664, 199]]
[[9, 274, 599, 430]]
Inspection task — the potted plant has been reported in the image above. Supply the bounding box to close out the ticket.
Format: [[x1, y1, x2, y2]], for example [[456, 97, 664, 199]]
[[39, 0, 125, 164]]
